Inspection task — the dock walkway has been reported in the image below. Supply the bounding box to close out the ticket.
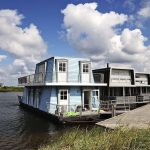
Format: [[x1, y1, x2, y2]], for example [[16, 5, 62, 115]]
[[96, 104, 150, 129]]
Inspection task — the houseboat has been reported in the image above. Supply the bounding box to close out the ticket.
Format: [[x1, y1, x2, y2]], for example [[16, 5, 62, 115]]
[[18, 57, 150, 123], [93, 66, 150, 110], [18, 57, 107, 123]]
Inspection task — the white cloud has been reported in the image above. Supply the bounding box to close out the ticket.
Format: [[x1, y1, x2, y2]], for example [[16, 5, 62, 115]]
[[0, 9, 47, 58], [138, 5, 150, 18], [62, 3, 150, 71], [121, 28, 147, 54], [0, 55, 7, 62], [62, 3, 127, 55], [0, 9, 47, 85]]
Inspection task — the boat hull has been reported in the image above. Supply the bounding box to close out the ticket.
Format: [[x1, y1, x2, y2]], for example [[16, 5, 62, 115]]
[[18, 101, 63, 124]]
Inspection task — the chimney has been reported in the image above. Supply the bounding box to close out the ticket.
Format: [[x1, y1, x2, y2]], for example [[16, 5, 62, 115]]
[[107, 63, 109, 68]]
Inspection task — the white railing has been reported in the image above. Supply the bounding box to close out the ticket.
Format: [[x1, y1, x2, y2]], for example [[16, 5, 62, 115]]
[[18, 72, 104, 85], [18, 72, 44, 85], [100, 95, 150, 112]]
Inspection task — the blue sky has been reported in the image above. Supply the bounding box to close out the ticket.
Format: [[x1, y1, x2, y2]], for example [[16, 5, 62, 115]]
[[0, 0, 148, 58], [0, 0, 150, 85]]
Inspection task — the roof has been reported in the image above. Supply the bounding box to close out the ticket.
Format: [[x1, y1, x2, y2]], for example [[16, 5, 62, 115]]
[[36, 56, 90, 65], [135, 72, 150, 75], [93, 67, 134, 72]]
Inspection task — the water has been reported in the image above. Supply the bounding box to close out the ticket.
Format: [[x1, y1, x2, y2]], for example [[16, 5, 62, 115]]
[[0, 92, 64, 150]]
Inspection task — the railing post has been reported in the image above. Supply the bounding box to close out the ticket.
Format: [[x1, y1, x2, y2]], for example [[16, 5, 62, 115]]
[[28, 75, 30, 84]]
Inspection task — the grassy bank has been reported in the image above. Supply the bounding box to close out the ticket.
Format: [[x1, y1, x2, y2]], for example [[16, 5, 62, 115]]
[[39, 127, 150, 150], [0, 86, 23, 92]]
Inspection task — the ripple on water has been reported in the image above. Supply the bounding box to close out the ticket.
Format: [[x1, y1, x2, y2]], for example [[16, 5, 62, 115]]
[[0, 92, 63, 150]]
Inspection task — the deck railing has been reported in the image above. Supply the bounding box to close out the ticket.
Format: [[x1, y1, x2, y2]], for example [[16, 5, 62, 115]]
[[100, 95, 150, 113], [46, 103, 100, 117], [18, 72, 44, 85], [18, 72, 104, 85]]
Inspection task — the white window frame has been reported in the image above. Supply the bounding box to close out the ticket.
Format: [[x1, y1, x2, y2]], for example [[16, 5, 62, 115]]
[[58, 62, 67, 72], [82, 63, 89, 73], [59, 89, 68, 100]]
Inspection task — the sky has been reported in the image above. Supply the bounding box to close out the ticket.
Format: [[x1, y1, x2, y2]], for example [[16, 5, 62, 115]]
[[0, 0, 150, 85]]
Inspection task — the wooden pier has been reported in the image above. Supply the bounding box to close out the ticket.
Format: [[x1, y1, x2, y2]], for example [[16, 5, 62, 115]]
[[96, 104, 150, 129]]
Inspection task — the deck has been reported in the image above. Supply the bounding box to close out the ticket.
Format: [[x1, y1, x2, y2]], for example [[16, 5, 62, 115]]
[[96, 104, 150, 129]]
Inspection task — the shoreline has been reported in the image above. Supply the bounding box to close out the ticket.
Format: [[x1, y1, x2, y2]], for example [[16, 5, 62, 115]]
[[0, 87, 23, 92]]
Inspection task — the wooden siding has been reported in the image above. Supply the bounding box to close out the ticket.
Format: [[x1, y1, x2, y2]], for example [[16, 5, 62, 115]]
[[69, 87, 82, 110], [38, 87, 51, 112], [49, 87, 57, 113]]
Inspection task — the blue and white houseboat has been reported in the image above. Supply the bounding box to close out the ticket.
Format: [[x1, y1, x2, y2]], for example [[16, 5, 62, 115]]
[[18, 57, 150, 123], [18, 57, 107, 123]]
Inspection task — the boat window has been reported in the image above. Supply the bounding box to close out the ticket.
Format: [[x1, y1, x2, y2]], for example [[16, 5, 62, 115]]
[[83, 63, 89, 73], [59, 62, 67, 72], [60, 90, 68, 100]]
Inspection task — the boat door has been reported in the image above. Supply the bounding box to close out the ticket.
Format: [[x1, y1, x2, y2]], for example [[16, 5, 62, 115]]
[[91, 89, 99, 110], [83, 90, 91, 110], [56, 60, 68, 82], [58, 89, 68, 112], [80, 62, 91, 82]]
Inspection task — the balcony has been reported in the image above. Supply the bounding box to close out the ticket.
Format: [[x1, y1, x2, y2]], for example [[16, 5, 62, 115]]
[[18, 72, 105, 86]]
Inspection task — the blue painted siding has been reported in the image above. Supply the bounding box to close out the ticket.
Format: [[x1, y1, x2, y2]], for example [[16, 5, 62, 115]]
[[21, 57, 99, 115], [34, 57, 94, 83], [49, 87, 57, 113], [68, 58, 80, 82], [69, 87, 82, 111], [45, 58, 54, 82], [53, 57, 92, 83], [29, 91, 33, 106], [39, 87, 51, 112]]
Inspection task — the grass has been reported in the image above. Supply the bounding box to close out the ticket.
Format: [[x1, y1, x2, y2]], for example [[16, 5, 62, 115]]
[[0, 86, 23, 92], [39, 126, 150, 150]]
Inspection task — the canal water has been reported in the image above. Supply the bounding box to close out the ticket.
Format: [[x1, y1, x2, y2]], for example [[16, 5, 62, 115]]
[[0, 92, 66, 150]]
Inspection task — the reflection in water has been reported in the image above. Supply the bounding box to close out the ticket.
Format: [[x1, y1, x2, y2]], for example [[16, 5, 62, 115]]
[[0, 92, 63, 150]]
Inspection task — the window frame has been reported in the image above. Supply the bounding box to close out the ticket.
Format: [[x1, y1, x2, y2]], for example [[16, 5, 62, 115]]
[[82, 63, 89, 73], [59, 89, 68, 100], [58, 62, 67, 72]]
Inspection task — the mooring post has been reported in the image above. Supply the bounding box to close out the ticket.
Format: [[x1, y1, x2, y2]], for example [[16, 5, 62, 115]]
[[79, 106, 82, 116], [112, 104, 116, 117]]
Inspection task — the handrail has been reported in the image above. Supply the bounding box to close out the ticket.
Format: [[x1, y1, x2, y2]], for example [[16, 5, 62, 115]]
[[18, 71, 105, 85]]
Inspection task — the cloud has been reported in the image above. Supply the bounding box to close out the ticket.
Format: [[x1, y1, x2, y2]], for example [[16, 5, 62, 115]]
[[138, 6, 150, 18], [0, 55, 7, 62], [138, 1, 150, 19], [62, 3, 150, 71], [0, 9, 47, 85], [121, 28, 147, 54], [62, 3, 127, 55], [0, 9, 47, 58]]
